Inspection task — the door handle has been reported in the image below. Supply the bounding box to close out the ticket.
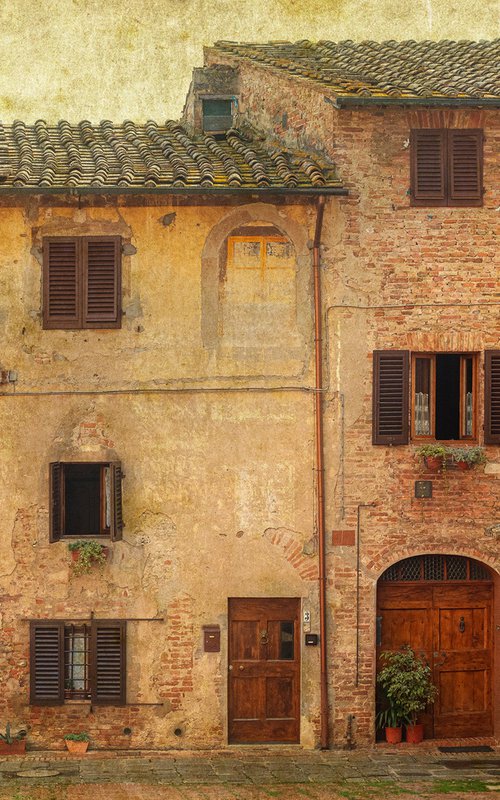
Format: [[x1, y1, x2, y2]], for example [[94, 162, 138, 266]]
[[239, 665, 245, 670]]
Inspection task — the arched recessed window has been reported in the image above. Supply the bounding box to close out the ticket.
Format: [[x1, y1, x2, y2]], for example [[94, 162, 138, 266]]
[[220, 222, 297, 345]]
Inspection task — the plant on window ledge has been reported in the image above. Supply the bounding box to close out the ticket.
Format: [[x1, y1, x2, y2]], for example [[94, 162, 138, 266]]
[[68, 540, 108, 576], [415, 444, 447, 472], [448, 446, 486, 470]]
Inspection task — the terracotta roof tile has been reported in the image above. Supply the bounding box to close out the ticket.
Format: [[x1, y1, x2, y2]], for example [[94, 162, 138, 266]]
[[0, 120, 341, 193], [212, 39, 500, 101]]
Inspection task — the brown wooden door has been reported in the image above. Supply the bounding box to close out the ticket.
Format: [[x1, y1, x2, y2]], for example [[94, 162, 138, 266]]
[[377, 579, 493, 738], [377, 583, 434, 737], [228, 597, 300, 744], [433, 585, 492, 737]]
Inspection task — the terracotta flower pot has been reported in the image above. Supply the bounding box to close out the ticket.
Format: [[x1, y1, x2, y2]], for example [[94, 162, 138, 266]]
[[406, 722, 424, 744], [424, 456, 443, 472], [64, 739, 89, 754], [0, 739, 26, 755], [456, 460, 470, 471], [385, 726, 402, 744]]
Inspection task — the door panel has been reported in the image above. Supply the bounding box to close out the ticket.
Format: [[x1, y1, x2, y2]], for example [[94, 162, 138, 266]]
[[433, 585, 492, 737], [377, 580, 493, 739], [228, 598, 300, 744]]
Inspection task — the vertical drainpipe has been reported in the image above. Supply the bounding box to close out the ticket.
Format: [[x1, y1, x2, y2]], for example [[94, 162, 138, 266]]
[[313, 195, 329, 749]]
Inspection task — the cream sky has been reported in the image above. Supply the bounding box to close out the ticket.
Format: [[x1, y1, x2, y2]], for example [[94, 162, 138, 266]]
[[0, 0, 498, 122]]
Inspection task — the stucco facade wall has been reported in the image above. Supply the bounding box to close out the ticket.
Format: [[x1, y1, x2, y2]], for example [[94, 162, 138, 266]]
[[0, 198, 328, 749], [205, 51, 500, 746]]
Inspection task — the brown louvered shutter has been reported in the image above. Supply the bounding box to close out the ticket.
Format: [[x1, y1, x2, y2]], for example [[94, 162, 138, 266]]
[[109, 462, 124, 541], [410, 130, 446, 206], [43, 238, 81, 328], [90, 620, 126, 705], [484, 351, 500, 444], [448, 129, 483, 206], [30, 621, 64, 705], [373, 350, 409, 445], [83, 237, 121, 328], [49, 462, 64, 542]]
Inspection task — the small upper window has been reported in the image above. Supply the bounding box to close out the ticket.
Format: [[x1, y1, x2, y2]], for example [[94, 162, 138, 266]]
[[410, 129, 483, 207], [202, 98, 233, 134], [49, 462, 123, 541], [43, 236, 121, 329]]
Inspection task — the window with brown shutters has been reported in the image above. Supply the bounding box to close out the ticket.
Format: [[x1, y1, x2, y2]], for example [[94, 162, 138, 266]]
[[372, 351, 409, 445], [410, 129, 483, 207], [43, 236, 121, 329], [30, 620, 126, 706], [49, 462, 124, 542], [373, 350, 484, 445], [484, 351, 500, 445]]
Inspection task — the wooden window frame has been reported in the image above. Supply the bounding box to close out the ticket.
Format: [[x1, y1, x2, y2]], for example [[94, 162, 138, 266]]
[[410, 129, 483, 208], [410, 352, 478, 443], [30, 619, 126, 706], [49, 461, 123, 542], [43, 235, 121, 330]]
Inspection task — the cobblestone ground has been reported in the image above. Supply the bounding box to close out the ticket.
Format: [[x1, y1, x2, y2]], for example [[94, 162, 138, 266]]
[[0, 747, 498, 800]]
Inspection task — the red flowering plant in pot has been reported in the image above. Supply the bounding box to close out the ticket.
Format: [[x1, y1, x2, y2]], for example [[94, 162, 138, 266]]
[[0, 722, 27, 755], [377, 646, 437, 745]]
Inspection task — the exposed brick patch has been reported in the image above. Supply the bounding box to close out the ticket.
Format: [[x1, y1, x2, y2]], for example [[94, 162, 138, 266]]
[[158, 593, 194, 711], [332, 530, 355, 547], [264, 528, 318, 580]]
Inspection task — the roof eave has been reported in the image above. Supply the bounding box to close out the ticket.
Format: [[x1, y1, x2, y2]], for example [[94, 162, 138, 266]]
[[331, 96, 500, 108], [0, 185, 348, 197]]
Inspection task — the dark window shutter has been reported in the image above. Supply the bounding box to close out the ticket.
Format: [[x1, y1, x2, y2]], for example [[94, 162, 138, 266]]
[[484, 351, 500, 445], [373, 350, 409, 445], [91, 620, 126, 705], [448, 129, 483, 206], [83, 237, 121, 328], [109, 462, 124, 541], [30, 621, 64, 705], [43, 238, 81, 329], [49, 462, 64, 542], [410, 130, 446, 206]]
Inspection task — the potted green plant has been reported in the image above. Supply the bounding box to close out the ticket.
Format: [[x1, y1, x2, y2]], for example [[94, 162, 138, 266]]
[[377, 646, 437, 744], [375, 702, 407, 744], [448, 446, 486, 471], [415, 444, 447, 472], [63, 732, 90, 754], [0, 722, 27, 755], [68, 540, 108, 576]]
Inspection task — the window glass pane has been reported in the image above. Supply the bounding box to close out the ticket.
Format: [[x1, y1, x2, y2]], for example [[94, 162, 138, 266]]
[[64, 625, 90, 699], [203, 99, 232, 117], [280, 621, 294, 660], [414, 358, 431, 435], [464, 357, 473, 436]]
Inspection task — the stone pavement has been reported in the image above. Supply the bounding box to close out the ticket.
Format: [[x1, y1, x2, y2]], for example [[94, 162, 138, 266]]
[[0, 745, 498, 799]]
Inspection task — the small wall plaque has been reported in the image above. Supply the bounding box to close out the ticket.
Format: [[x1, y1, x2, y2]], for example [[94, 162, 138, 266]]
[[415, 480, 432, 498], [305, 633, 319, 646], [203, 625, 221, 652]]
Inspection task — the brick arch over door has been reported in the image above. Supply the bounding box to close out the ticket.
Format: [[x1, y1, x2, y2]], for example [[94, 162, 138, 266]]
[[200, 203, 311, 350], [376, 553, 498, 740]]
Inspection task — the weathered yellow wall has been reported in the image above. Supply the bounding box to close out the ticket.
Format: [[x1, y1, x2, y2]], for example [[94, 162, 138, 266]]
[[0, 0, 497, 122], [0, 198, 323, 748]]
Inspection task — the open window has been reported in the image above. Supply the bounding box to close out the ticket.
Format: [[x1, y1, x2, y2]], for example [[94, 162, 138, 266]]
[[373, 350, 482, 445], [49, 462, 123, 541], [30, 619, 126, 706], [202, 98, 233, 134], [412, 353, 476, 441]]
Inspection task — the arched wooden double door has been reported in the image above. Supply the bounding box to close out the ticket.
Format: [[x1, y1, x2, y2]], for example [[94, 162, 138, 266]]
[[377, 555, 494, 738]]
